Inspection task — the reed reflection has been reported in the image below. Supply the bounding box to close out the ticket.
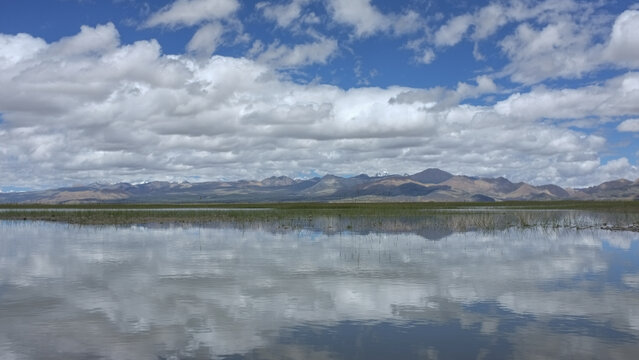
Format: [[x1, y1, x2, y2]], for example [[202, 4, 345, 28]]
[[0, 221, 637, 359]]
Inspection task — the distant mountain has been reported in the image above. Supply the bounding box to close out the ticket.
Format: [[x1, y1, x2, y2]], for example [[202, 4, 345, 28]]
[[1, 169, 638, 204], [260, 176, 296, 187], [578, 179, 639, 200], [409, 168, 453, 184]]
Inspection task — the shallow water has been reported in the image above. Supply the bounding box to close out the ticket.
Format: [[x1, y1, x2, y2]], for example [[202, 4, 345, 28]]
[[1, 221, 638, 359], [0, 207, 272, 212]]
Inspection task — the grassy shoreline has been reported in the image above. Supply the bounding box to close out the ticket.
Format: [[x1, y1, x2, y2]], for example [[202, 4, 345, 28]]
[[1, 201, 638, 232], [1, 200, 639, 209]]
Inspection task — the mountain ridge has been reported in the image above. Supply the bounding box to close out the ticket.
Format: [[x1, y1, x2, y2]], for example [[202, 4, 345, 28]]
[[1, 168, 638, 204]]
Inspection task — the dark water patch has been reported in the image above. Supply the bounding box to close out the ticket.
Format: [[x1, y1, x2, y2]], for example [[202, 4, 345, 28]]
[[547, 316, 637, 343], [221, 320, 514, 360]]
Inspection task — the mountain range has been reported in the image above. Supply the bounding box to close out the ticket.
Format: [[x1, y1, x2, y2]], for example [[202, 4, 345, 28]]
[[1, 168, 639, 204]]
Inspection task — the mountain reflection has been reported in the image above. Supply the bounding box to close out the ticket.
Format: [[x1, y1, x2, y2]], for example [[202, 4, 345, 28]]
[[1, 221, 638, 359]]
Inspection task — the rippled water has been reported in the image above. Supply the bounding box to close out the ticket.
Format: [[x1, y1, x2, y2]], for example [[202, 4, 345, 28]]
[[1, 221, 638, 359]]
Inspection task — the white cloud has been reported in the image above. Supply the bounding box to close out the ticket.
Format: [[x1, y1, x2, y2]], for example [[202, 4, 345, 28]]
[[186, 22, 225, 56], [597, 158, 639, 182], [392, 10, 422, 36], [430, 0, 580, 48], [145, 0, 239, 28], [326, 0, 390, 37], [257, 0, 310, 28], [422, 0, 639, 84], [471, 3, 508, 40], [303, 11, 321, 25], [601, 157, 633, 173], [475, 75, 497, 93], [254, 38, 338, 68], [494, 72, 639, 121], [0, 33, 47, 67], [496, 4, 639, 84], [456, 75, 497, 98], [247, 40, 265, 58], [409, 0, 568, 67], [605, 9, 639, 67], [326, 0, 421, 38], [405, 38, 435, 65], [418, 48, 435, 64], [1, 24, 639, 189], [434, 14, 473, 47], [49, 23, 120, 57], [617, 118, 639, 132], [499, 18, 601, 84]]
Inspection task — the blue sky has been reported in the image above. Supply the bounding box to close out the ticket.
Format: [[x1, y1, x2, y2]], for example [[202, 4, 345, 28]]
[[1, 0, 639, 190]]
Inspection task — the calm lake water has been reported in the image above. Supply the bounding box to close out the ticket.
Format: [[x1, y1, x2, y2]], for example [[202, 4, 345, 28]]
[[1, 221, 638, 359]]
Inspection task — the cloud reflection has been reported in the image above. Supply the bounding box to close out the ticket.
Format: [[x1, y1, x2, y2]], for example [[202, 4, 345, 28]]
[[0, 221, 638, 359]]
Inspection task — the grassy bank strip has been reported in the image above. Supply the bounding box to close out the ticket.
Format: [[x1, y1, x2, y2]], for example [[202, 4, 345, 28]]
[[1, 202, 638, 231], [1, 200, 639, 210]]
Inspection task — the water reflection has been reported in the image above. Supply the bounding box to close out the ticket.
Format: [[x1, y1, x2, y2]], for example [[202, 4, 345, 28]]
[[0, 221, 638, 359], [0, 207, 272, 212]]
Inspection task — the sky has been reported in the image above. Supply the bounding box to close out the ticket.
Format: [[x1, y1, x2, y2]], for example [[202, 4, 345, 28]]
[[1, 0, 639, 191]]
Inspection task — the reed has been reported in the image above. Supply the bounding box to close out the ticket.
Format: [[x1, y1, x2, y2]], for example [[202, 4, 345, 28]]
[[1, 201, 638, 232]]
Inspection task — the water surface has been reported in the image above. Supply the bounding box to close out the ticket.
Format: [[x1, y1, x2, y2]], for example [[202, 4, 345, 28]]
[[0, 207, 272, 212], [1, 221, 638, 359]]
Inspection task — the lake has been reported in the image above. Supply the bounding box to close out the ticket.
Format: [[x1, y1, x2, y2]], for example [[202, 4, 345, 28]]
[[1, 220, 638, 359]]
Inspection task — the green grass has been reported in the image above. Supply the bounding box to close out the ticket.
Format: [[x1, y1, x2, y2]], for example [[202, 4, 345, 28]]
[[1, 200, 638, 210], [1, 201, 638, 232]]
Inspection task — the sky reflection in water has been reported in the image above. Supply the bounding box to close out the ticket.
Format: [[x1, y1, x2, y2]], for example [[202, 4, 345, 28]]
[[0, 221, 638, 359]]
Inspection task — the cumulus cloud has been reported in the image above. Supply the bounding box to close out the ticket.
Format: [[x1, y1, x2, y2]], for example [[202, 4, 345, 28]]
[[0, 33, 47, 66], [598, 158, 639, 182], [499, 18, 602, 84], [405, 38, 436, 64], [494, 73, 639, 120], [605, 9, 639, 67], [430, 0, 579, 49], [421, 1, 639, 85], [186, 22, 225, 56], [497, 4, 639, 84], [253, 37, 338, 68], [1, 23, 639, 189], [418, 48, 435, 64], [144, 0, 239, 28], [393, 10, 422, 35], [434, 14, 473, 47], [257, 0, 310, 28], [326, 0, 421, 38], [617, 118, 639, 132], [326, 0, 390, 37], [471, 2, 508, 40], [49, 23, 120, 56], [409, 0, 582, 69], [456, 75, 498, 98]]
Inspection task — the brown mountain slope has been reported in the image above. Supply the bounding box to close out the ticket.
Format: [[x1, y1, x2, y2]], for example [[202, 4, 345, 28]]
[[1, 169, 638, 203]]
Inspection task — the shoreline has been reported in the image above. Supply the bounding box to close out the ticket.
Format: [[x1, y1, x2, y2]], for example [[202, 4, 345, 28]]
[[1, 201, 638, 232]]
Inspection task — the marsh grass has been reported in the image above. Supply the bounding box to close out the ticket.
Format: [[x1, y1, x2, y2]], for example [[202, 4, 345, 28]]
[[1, 201, 638, 233]]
